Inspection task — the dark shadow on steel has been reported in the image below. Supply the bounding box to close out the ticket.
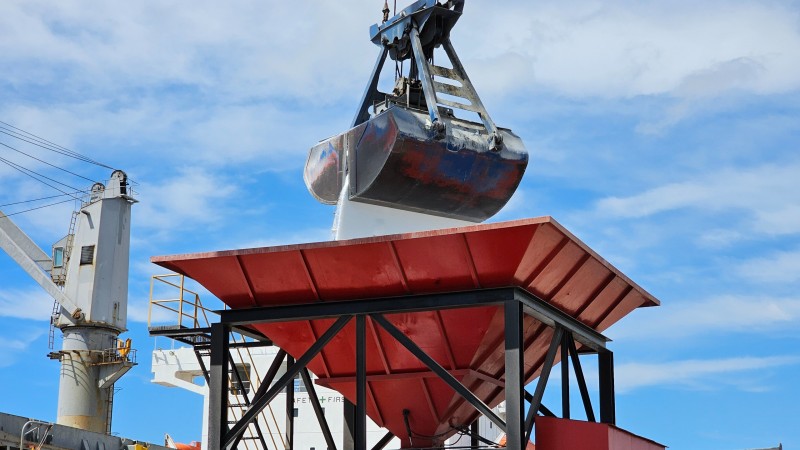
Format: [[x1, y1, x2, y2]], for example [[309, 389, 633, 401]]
[[356, 315, 367, 450], [470, 421, 478, 450], [560, 328, 570, 420], [343, 400, 356, 450], [504, 300, 525, 450], [286, 355, 295, 450], [599, 350, 616, 424], [209, 323, 230, 450], [218, 288, 515, 325]]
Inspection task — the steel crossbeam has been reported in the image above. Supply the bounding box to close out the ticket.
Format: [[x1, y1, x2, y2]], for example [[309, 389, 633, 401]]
[[207, 287, 616, 450]]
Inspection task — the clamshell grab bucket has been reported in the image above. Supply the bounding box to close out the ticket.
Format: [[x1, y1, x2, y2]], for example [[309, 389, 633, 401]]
[[304, 106, 527, 222], [305, 0, 529, 223]]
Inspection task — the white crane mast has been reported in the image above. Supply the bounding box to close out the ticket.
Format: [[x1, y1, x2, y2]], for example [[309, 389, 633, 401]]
[[0, 170, 136, 434]]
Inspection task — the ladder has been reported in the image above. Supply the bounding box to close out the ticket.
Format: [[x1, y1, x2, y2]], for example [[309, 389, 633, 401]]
[[48, 209, 79, 349]]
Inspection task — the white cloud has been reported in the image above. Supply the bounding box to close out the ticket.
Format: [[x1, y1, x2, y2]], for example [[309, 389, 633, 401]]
[[610, 295, 800, 341], [133, 166, 237, 236], [736, 249, 800, 284], [0, 287, 55, 321], [0, 331, 46, 368], [615, 356, 800, 393], [2, 1, 797, 110], [0, 1, 381, 103], [595, 163, 800, 237], [462, 1, 800, 99]]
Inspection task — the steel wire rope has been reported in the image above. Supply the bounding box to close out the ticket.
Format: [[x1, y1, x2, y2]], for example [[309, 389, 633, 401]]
[[0, 140, 101, 184], [0, 121, 138, 209], [0, 155, 85, 200], [0, 198, 78, 217], [0, 123, 139, 191], [0, 128, 98, 165], [0, 120, 115, 169], [0, 191, 88, 208]]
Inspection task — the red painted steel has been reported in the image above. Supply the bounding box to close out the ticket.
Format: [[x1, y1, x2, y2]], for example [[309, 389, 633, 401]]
[[153, 217, 659, 447], [535, 417, 665, 450]]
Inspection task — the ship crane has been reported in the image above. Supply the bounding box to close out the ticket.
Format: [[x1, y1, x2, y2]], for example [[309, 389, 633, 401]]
[[304, 0, 529, 239], [0, 170, 137, 435]]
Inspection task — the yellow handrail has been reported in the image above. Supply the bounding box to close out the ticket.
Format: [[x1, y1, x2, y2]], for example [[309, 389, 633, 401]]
[[148, 274, 216, 329]]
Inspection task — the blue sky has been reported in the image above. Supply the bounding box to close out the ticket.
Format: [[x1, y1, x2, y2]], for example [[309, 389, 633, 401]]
[[1, 0, 799, 448]]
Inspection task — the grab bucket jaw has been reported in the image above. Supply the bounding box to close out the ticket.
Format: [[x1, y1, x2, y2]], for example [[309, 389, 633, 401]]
[[304, 106, 527, 222]]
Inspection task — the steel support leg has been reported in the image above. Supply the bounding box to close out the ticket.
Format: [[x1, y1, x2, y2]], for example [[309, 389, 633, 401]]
[[355, 315, 367, 450], [504, 300, 525, 450], [286, 355, 295, 450], [209, 323, 229, 450], [561, 331, 570, 420], [599, 350, 616, 425], [343, 400, 356, 450], [470, 421, 478, 450]]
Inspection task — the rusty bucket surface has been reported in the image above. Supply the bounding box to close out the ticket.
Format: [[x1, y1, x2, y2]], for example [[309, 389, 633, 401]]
[[304, 106, 528, 222]]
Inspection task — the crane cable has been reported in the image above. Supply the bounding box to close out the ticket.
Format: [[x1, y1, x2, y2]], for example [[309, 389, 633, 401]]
[[0, 140, 100, 184], [0, 191, 87, 208], [0, 198, 78, 218], [0, 120, 115, 170], [0, 119, 130, 216], [0, 155, 85, 199]]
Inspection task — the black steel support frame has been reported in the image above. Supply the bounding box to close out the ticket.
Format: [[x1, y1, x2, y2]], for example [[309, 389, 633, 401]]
[[286, 355, 296, 450], [208, 287, 616, 450]]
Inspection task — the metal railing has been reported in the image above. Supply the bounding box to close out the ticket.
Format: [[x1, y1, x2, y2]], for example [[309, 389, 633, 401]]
[[148, 274, 213, 329], [148, 273, 284, 450], [96, 347, 137, 366]]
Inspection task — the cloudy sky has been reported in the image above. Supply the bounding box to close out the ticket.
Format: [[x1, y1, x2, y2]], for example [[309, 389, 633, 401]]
[[1, 0, 799, 448]]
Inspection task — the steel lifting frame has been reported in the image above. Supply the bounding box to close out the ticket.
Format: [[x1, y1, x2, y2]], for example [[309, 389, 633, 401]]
[[208, 287, 616, 450]]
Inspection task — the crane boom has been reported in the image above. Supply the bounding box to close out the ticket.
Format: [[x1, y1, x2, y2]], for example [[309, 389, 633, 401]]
[[0, 211, 83, 319]]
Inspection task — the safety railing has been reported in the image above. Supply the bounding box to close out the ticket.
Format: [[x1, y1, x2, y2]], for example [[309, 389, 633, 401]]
[[148, 274, 214, 329], [148, 273, 283, 450]]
